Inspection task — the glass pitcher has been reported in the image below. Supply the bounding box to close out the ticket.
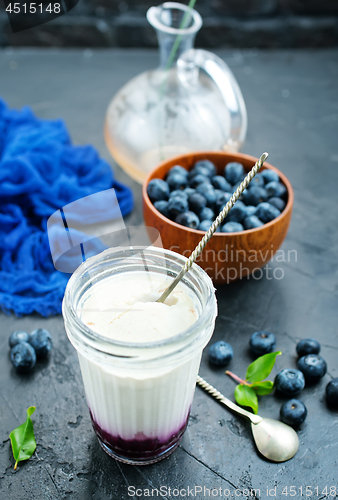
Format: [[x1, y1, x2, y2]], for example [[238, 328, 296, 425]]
[[104, 2, 247, 184]]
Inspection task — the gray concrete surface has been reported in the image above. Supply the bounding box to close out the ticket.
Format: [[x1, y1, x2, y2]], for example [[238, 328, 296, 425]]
[[0, 48, 337, 499]]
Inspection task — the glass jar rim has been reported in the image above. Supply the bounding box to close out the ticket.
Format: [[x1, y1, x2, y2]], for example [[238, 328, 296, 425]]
[[147, 2, 203, 37], [63, 246, 216, 354]]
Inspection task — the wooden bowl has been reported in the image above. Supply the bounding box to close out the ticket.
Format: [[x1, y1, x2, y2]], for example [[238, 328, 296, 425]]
[[142, 152, 294, 284]]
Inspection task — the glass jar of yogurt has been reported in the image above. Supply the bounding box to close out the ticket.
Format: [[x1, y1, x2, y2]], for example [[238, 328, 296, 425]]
[[63, 246, 217, 465]]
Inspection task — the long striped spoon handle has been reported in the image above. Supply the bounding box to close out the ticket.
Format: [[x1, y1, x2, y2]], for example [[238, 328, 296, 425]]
[[196, 375, 262, 424]]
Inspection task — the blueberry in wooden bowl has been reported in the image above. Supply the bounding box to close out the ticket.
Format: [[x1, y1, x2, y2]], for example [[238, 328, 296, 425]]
[[142, 152, 294, 284]]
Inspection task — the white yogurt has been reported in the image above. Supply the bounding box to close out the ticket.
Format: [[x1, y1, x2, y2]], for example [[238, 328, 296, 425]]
[[79, 271, 198, 343]]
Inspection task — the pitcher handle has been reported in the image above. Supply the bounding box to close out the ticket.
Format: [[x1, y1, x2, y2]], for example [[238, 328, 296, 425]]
[[177, 49, 248, 151]]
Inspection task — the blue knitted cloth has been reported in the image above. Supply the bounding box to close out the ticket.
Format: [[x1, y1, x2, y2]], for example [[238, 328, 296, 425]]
[[0, 99, 134, 316]]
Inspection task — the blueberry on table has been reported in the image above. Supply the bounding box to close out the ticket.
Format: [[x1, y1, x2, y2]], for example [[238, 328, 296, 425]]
[[261, 169, 279, 184], [274, 368, 305, 396], [11, 342, 36, 372], [188, 192, 207, 214], [326, 378, 338, 408], [198, 206, 215, 222], [297, 354, 327, 382], [243, 215, 264, 230], [29, 328, 53, 358], [147, 178, 170, 202], [224, 162, 244, 184], [167, 173, 188, 191], [175, 211, 200, 229], [265, 181, 287, 199], [168, 195, 189, 217], [211, 175, 232, 192], [280, 399, 307, 427], [9, 330, 30, 348], [242, 186, 268, 206], [209, 341, 233, 366], [153, 200, 170, 218], [167, 165, 188, 178], [296, 338, 321, 357], [268, 197, 286, 212], [249, 331, 276, 356], [255, 202, 281, 223], [193, 159, 217, 177], [221, 222, 244, 233], [189, 174, 211, 189]]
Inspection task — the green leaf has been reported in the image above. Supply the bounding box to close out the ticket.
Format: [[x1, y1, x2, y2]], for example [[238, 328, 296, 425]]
[[234, 384, 258, 414], [9, 406, 36, 470], [246, 351, 281, 383], [251, 380, 274, 395]]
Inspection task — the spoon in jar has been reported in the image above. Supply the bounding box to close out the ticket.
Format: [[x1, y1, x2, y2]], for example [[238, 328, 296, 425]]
[[156, 152, 268, 303], [196, 375, 299, 462]]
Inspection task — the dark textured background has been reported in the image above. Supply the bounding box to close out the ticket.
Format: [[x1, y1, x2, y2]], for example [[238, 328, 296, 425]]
[[1, 0, 338, 47], [0, 47, 338, 499]]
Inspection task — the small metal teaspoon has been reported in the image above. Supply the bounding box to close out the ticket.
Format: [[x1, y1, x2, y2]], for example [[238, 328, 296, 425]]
[[196, 375, 299, 462], [156, 152, 269, 303]]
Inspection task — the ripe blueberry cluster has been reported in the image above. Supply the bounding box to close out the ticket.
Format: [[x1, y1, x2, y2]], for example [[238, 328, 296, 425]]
[[273, 338, 335, 426], [247, 330, 309, 426], [209, 333, 336, 428], [9, 328, 53, 373], [147, 160, 287, 232], [274, 338, 327, 393]]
